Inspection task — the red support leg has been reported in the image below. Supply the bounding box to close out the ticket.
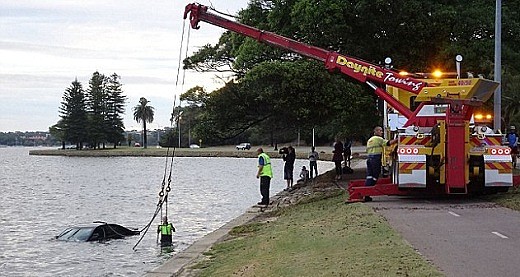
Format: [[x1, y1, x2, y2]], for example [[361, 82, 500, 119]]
[[346, 178, 410, 203]]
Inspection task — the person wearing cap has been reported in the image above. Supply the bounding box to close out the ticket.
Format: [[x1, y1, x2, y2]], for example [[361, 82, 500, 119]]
[[157, 216, 175, 247], [256, 148, 273, 206], [506, 126, 519, 168]]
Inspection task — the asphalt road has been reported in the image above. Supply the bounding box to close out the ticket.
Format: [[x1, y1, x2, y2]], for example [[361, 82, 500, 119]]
[[368, 197, 520, 277]]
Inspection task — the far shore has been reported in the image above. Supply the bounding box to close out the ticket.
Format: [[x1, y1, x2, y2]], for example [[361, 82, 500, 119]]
[[28, 145, 355, 160]]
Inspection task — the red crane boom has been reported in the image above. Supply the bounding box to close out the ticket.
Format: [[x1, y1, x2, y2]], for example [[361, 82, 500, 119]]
[[184, 3, 430, 119]]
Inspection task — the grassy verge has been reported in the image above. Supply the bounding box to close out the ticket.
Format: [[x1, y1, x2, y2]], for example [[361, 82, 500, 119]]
[[483, 187, 520, 211], [482, 168, 520, 211], [190, 191, 442, 277]]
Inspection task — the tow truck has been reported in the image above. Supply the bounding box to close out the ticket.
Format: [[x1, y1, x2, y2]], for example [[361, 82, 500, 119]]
[[183, 3, 520, 202]]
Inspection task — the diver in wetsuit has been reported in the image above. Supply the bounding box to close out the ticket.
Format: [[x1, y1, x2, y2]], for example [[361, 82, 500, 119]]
[[157, 216, 175, 247]]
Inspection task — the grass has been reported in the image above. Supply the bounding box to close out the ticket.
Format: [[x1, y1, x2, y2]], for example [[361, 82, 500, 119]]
[[191, 192, 442, 277], [482, 168, 520, 211], [483, 186, 520, 211]]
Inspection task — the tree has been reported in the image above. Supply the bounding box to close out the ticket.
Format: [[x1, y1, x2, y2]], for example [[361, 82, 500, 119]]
[[85, 72, 107, 149], [49, 120, 66, 149], [133, 97, 155, 148], [105, 73, 127, 148], [58, 79, 88, 149], [502, 73, 520, 129]]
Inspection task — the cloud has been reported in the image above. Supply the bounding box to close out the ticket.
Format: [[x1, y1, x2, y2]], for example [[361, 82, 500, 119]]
[[0, 0, 249, 132]]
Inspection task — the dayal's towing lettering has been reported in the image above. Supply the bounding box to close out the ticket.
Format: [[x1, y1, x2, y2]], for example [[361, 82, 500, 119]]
[[335, 55, 383, 78], [335, 55, 424, 91]]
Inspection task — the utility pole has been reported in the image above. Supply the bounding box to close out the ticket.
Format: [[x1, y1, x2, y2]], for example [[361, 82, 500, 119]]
[[494, 0, 502, 132]]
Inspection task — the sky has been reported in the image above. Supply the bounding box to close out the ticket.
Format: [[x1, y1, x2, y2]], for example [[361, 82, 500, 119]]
[[0, 0, 250, 132]]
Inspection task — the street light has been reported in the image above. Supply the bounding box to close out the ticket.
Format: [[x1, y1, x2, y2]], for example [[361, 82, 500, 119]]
[[156, 124, 161, 147], [178, 111, 184, 148], [383, 57, 392, 137], [455, 55, 463, 79]]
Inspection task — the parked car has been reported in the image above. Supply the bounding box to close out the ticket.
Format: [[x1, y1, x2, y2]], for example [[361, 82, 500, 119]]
[[189, 144, 200, 149], [236, 142, 251, 150]]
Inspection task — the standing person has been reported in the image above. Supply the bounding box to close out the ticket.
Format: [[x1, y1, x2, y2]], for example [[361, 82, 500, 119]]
[[365, 126, 398, 188], [506, 126, 519, 168], [308, 146, 319, 179], [157, 216, 175, 247], [343, 137, 352, 167], [332, 137, 344, 180], [283, 146, 296, 190], [256, 148, 272, 206]]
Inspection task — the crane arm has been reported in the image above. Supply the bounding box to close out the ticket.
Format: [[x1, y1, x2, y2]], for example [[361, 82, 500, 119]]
[[184, 3, 329, 62]]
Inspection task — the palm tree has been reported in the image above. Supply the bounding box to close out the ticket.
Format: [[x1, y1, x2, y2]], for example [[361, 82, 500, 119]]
[[133, 97, 155, 148]]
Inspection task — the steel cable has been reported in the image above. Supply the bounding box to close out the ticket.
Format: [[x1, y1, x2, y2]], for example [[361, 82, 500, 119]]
[[132, 18, 190, 251]]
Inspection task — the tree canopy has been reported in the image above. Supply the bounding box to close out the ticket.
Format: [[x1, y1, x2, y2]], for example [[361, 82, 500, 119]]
[[182, 0, 520, 145], [133, 97, 155, 148], [54, 72, 127, 149]]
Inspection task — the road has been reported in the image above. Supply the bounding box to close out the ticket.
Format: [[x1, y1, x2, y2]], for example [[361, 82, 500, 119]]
[[368, 197, 520, 277]]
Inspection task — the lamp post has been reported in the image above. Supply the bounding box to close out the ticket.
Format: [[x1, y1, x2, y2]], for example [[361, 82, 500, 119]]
[[455, 55, 463, 79], [383, 57, 392, 138], [494, 0, 502, 132], [188, 119, 191, 146], [178, 111, 184, 148], [312, 127, 315, 148], [157, 124, 161, 147]]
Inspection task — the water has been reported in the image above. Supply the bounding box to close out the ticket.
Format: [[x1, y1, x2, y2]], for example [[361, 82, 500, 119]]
[[0, 147, 333, 276]]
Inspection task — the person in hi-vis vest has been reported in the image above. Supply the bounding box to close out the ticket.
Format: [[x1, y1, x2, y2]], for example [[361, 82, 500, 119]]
[[157, 216, 175, 247], [256, 148, 273, 206], [365, 127, 397, 187]]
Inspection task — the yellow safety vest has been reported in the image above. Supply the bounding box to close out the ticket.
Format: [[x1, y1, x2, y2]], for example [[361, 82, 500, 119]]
[[159, 224, 174, 235], [258, 153, 273, 178], [366, 136, 388, 155]]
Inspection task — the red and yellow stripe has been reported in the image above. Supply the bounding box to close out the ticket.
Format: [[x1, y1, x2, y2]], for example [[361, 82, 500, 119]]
[[485, 162, 513, 174], [399, 163, 426, 174], [399, 136, 431, 146], [470, 136, 502, 147]]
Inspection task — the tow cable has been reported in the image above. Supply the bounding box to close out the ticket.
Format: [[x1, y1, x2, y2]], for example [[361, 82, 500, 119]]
[[133, 17, 190, 251]]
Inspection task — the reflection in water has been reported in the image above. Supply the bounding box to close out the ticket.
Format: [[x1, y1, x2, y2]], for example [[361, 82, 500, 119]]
[[0, 147, 333, 276]]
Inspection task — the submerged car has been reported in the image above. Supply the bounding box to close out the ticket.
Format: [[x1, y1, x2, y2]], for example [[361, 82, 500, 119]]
[[55, 222, 140, 242]]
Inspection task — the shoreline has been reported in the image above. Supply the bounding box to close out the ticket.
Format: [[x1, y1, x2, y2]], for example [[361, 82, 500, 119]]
[[28, 145, 351, 161]]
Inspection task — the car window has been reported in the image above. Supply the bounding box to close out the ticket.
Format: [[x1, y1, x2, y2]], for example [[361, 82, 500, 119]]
[[56, 227, 78, 240], [73, 227, 95, 241]]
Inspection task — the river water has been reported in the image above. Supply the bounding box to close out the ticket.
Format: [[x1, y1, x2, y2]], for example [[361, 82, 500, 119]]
[[0, 147, 333, 276]]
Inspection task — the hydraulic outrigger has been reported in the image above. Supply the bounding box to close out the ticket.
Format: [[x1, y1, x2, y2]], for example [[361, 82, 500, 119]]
[[184, 3, 519, 202]]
